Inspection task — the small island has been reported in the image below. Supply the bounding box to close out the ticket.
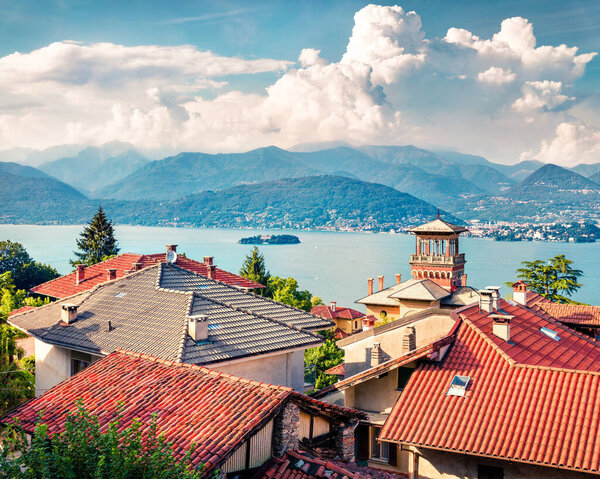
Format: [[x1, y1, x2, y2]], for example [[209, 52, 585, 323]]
[[239, 234, 301, 245]]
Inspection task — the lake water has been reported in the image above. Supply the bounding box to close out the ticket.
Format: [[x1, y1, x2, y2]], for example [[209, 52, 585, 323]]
[[1, 224, 599, 306]]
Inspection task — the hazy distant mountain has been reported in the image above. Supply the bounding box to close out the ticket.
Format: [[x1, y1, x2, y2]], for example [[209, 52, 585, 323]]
[[590, 171, 600, 184], [571, 163, 600, 178], [0, 162, 52, 179], [0, 148, 36, 165], [40, 142, 149, 193], [433, 150, 491, 166], [98, 146, 318, 200]]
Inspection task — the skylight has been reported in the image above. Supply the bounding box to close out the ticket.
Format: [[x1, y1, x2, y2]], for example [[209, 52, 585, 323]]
[[114, 292, 127, 298], [540, 326, 560, 341], [447, 375, 470, 397]]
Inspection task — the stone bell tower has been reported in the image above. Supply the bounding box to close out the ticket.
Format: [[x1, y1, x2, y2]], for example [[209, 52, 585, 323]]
[[407, 212, 468, 291]]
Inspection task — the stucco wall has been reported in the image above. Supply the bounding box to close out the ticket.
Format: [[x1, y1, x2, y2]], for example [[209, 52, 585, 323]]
[[342, 314, 454, 377], [411, 448, 591, 479], [351, 370, 403, 413], [34, 339, 70, 396], [398, 300, 440, 319], [366, 305, 400, 321], [212, 351, 302, 389]]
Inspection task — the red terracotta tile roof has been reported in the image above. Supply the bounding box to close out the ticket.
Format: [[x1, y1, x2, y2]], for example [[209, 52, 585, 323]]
[[254, 450, 406, 479], [535, 302, 600, 327], [324, 363, 345, 376], [379, 299, 600, 474], [8, 305, 35, 317], [311, 305, 365, 320], [30, 253, 263, 298], [524, 290, 552, 306], [333, 328, 350, 340]]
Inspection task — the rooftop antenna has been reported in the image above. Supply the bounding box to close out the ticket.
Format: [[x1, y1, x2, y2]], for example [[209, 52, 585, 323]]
[[436, 209, 440, 219], [166, 250, 178, 264]]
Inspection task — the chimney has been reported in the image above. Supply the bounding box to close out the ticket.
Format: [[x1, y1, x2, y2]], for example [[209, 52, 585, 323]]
[[402, 326, 416, 353], [367, 278, 374, 295], [166, 244, 177, 253], [133, 262, 143, 271], [378, 275, 384, 291], [362, 317, 374, 331], [61, 303, 78, 324], [203, 256, 214, 266], [395, 273, 402, 284], [512, 281, 528, 306], [107, 268, 117, 281], [330, 301, 336, 312], [486, 286, 501, 311], [188, 314, 209, 341], [461, 274, 467, 286], [491, 314, 512, 342], [207, 264, 216, 279], [371, 343, 382, 367], [76, 264, 85, 285], [479, 290, 493, 314]]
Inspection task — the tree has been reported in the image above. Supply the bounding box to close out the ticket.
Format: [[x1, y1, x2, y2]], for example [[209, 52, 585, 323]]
[[304, 329, 344, 390], [71, 206, 120, 266], [510, 254, 583, 303], [239, 247, 271, 295], [0, 240, 58, 291], [0, 401, 204, 478], [268, 276, 322, 312]]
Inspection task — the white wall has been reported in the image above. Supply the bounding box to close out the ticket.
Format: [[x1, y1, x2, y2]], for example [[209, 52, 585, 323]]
[[211, 350, 304, 390], [34, 339, 70, 396]]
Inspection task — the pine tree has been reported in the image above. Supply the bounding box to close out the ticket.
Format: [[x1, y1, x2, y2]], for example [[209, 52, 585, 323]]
[[71, 207, 119, 266], [239, 247, 271, 296]]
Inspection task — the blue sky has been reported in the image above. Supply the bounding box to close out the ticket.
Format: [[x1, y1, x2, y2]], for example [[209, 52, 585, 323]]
[[0, 0, 598, 164]]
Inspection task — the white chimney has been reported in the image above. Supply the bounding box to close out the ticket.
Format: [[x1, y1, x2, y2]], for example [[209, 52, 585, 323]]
[[371, 343, 382, 367], [486, 286, 501, 311], [330, 301, 336, 312], [76, 264, 85, 285], [61, 303, 78, 324], [491, 314, 513, 342], [479, 290, 493, 314], [512, 281, 528, 306], [188, 314, 209, 341]]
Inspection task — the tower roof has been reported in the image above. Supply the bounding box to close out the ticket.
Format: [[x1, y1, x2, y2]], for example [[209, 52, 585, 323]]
[[407, 216, 468, 234]]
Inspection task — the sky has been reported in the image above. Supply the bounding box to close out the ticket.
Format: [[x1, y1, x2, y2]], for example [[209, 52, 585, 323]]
[[0, 0, 599, 165]]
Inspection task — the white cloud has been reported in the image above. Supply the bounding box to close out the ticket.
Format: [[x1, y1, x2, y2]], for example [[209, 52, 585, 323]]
[[477, 67, 516, 85], [512, 81, 572, 112], [298, 48, 327, 67]]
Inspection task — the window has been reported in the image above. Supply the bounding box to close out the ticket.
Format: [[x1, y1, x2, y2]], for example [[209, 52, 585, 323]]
[[354, 320, 358, 330], [397, 367, 413, 390], [70, 350, 92, 376], [478, 464, 504, 479], [370, 427, 389, 462], [447, 375, 470, 397]]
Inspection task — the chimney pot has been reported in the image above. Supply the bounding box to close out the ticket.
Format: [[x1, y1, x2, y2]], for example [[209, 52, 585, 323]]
[[402, 326, 417, 353], [486, 286, 501, 311], [512, 281, 528, 306], [107, 268, 117, 281], [133, 262, 143, 271], [378, 275, 384, 291], [395, 273, 402, 285], [203, 256, 214, 266], [61, 303, 78, 324], [371, 343, 382, 367], [188, 314, 209, 341], [207, 264, 216, 279], [76, 264, 85, 285], [330, 301, 336, 312], [367, 278, 374, 296], [461, 274, 467, 287], [166, 244, 177, 253], [479, 290, 493, 314], [491, 314, 513, 342]]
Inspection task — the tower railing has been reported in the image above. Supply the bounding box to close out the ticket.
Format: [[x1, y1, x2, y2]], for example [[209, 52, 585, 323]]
[[409, 253, 465, 264]]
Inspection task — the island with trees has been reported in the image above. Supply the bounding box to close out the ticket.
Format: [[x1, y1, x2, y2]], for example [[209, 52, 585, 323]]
[[239, 234, 300, 245]]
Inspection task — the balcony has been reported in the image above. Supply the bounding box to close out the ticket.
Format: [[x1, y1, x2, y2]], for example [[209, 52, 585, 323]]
[[409, 253, 465, 265]]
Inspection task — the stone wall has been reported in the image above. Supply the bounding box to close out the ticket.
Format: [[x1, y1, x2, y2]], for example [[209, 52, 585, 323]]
[[334, 421, 358, 461], [272, 401, 300, 457]]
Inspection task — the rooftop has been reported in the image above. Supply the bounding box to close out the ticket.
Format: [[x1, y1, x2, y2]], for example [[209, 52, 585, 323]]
[[10, 263, 331, 366], [535, 302, 600, 327], [356, 279, 450, 306], [378, 299, 600, 474], [311, 304, 364, 320], [30, 251, 264, 298], [1, 350, 360, 475], [407, 217, 468, 235]]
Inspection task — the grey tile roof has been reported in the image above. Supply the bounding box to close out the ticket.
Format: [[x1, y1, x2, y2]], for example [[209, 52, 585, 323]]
[[9, 264, 324, 365], [159, 264, 333, 331], [356, 278, 450, 305]]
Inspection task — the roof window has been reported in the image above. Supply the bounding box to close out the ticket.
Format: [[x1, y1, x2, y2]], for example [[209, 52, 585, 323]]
[[447, 375, 470, 397], [114, 292, 127, 298], [540, 326, 560, 341]]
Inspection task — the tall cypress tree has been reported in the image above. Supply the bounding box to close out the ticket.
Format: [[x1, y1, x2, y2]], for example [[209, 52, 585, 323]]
[[71, 207, 120, 266], [239, 247, 271, 295]]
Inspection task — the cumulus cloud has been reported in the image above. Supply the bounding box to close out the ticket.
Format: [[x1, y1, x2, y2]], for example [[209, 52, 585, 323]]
[[0, 5, 597, 165]]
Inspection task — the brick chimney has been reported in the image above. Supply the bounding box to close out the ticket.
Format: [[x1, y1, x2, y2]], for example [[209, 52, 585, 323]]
[[330, 301, 336, 312], [133, 262, 143, 271], [371, 343, 382, 367], [166, 244, 177, 253], [512, 280, 528, 306], [61, 303, 78, 324], [486, 286, 501, 311], [491, 314, 513, 342], [207, 264, 216, 279], [378, 275, 384, 291], [402, 326, 416, 353], [76, 264, 85, 285], [367, 278, 374, 295], [188, 314, 209, 341], [107, 268, 117, 281], [461, 274, 467, 286], [395, 273, 402, 284], [479, 290, 493, 314], [203, 256, 214, 266]]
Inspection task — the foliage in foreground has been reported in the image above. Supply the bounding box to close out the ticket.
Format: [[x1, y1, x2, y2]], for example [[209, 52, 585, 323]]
[[0, 401, 204, 479], [71, 206, 120, 266], [508, 254, 584, 303], [304, 329, 344, 390], [0, 240, 58, 291]]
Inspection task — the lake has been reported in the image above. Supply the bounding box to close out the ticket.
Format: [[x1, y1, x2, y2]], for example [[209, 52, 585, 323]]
[[1, 224, 599, 306]]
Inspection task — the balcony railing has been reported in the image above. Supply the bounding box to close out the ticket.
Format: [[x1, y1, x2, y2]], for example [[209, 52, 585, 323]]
[[409, 253, 465, 264]]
